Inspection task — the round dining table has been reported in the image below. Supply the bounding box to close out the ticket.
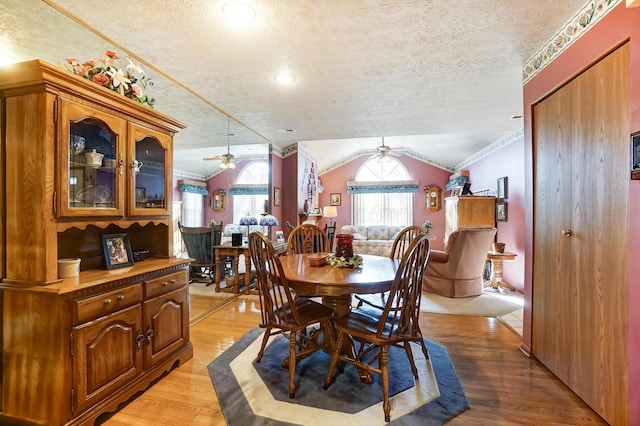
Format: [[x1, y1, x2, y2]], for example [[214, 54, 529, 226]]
[[279, 253, 399, 383], [279, 253, 399, 317]]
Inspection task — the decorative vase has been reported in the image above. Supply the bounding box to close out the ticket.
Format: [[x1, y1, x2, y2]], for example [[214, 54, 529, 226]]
[[335, 234, 354, 258]]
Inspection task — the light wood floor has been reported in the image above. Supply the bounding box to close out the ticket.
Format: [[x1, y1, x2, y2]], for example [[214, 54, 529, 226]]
[[100, 297, 606, 425]]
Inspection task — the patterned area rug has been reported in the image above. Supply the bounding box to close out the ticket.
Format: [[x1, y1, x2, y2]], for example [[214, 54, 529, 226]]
[[208, 327, 469, 425]]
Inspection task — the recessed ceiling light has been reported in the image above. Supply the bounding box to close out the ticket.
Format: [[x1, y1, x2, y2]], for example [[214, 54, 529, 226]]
[[222, 1, 256, 23], [274, 72, 296, 85], [510, 114, 523, 119], [276, 129, 296, 133]]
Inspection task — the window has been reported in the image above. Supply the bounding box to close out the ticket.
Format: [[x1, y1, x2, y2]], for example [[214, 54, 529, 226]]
[[233, 161, 269, 223], [353, 158, 413, 226], [182, 191, 204, 226]]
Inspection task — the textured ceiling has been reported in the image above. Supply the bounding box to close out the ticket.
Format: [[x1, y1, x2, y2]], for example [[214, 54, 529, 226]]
[[2, 0, 588, 176]]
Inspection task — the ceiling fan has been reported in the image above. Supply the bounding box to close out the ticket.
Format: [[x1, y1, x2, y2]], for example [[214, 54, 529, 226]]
[[370, 137, 400, 161], [203, 145, 236, 169], [203, 117, 236, 169]]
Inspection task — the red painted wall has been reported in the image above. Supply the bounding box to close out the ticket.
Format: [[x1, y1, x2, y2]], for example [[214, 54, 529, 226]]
[[522, 4, 640, 423], [466, 137, 525, 291], [318, 154, 450, 251]]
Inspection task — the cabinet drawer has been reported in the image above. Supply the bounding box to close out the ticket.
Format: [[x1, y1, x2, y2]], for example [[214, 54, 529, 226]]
[[144, 270, 187, 299], [74, 284, 143, 324]]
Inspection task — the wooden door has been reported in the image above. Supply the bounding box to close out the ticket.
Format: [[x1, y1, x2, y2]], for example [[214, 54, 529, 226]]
[[532, 75, 575, 384], [533, 43, 628, 425]]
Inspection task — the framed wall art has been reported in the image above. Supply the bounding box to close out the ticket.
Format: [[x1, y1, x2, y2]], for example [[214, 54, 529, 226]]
[[330, 193, 341, 206], [496, 202, 508, 222], [631, 133, 640, 179], [274, 187, 281, 206], [497, 176, 508, 199], [102, 233, 134, 269]]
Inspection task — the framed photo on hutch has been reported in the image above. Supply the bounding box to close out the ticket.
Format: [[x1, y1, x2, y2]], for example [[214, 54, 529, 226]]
[[102, 233, 134, 269]]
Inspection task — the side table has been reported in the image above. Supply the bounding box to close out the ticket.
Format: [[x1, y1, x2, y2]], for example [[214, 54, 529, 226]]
[[213, 240, 288, 294], [486, 251, 517, 293]]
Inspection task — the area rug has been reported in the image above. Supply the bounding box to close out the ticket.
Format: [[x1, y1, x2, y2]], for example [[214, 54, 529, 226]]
[[420, 289, 522, 317], [208, 327, 469, 425]]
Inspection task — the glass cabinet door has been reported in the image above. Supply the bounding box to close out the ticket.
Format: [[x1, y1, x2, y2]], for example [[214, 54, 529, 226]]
[[58, 100, 126, 218], [128, 123, 171, 216]]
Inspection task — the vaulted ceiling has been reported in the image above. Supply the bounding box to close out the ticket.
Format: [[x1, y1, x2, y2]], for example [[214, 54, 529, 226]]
[[2, 0, 589, 176]]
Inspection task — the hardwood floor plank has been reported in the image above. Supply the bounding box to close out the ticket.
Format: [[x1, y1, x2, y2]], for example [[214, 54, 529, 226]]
[[100, 298, 606, 425]]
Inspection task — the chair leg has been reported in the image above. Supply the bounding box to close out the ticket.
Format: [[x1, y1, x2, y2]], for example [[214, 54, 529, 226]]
[[403, 342, 419, 380], [418, 337, 430, 361], [288, 332, 297, 398], [323, 331, 346, 390], [380, 345, 391, 422], [255, 328, 271, 362]]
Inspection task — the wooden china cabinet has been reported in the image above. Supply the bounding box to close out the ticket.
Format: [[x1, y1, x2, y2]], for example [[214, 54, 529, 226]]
[[0, 60, 192, 425], [444, 195, 496, 242]]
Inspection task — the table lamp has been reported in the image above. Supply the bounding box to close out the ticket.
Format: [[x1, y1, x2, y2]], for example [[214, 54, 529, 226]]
[[239, 214, 258, 242], [259, 213, 279, 240], [323, 206, 338, 227]]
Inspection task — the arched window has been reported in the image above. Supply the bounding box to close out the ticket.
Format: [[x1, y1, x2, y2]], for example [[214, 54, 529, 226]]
[[232, 161, 269, 223], [352, 157, 413, 226]]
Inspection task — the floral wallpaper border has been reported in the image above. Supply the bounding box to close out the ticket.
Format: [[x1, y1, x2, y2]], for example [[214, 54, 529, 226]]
[[522, 0, 621, 83]]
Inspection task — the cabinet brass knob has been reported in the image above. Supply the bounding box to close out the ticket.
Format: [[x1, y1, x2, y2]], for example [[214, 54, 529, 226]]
[[117, 294, 125, 301], [561, 229, 572, 237], [170, 279, 176, 284], [146, 326, 155, 343], [162, 281, 168, 286], [136, 330, 144, 350], [104, 298, 112, 305]]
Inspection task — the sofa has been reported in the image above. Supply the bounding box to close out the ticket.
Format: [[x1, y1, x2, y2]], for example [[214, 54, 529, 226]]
[[340, 225, 404, 256]]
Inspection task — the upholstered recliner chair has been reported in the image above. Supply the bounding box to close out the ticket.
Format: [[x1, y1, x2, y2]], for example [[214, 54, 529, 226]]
[[422, 227, 497, 298]]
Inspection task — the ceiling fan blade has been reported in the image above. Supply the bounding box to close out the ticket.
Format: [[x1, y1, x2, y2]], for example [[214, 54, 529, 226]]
[[202, 156, 225, 161]]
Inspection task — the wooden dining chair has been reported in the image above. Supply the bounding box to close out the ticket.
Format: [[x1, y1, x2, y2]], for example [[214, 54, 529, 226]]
[[323, 234, 431, 422], [354, 225, 427, 309], [178, 221, 223, 285], [287, 223, 331, 255], [248, 232, 335, 399]]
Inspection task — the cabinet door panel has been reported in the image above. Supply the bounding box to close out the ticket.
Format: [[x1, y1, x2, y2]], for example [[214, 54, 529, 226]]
[[73, 304, 143, 413], [128, 122, 172, 217], [58, 99, 126, 218], [143, 287, 189, 368]]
